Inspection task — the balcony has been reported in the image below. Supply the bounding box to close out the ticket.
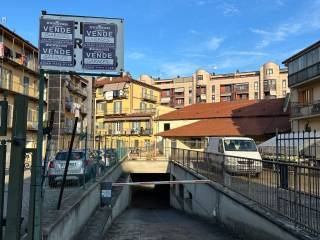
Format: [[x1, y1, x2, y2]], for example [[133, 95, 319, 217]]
[[104, 108, 156, 116], [106, 128, 153, 136], [234, 86, 249, 93], [288, 62, 320, 87], [67, 82, 87, 98], [142, 92, 158, 102], [0, 43, 39, 75], [263, 83, 276, 92], [220, 87, 232, 96], [291, 101, 320, 118], [0, 79, 42, 101]]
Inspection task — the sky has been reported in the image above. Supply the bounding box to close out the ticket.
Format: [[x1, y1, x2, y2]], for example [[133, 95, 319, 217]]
[[1, 0, 320, 79]]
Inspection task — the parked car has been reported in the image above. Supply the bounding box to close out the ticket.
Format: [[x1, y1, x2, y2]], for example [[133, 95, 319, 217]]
[[48, 150, 94, 187], [205, 137, 263, 176]]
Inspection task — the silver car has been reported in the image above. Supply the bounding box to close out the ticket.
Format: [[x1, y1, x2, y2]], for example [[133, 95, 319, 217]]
[[48, 150, 94, 187]]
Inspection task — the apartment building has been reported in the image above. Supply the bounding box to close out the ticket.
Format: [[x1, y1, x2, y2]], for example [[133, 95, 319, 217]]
[[94, 74, 163, 150], [0, 24, 47, 160], [47, 74, 92, 152], [140, 62, 288, 108], [283, 40, 320, 132]]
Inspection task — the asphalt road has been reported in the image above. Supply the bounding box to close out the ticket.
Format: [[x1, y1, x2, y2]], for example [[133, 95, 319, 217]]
[[104, 185, 239, 240]]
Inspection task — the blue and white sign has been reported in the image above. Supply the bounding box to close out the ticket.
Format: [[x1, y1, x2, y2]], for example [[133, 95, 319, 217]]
[[39, 13, 124, 74]]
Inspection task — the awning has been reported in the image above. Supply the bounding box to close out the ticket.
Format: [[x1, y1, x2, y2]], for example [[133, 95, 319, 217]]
[[103, 82, 126, 92], [174, 87, 184, 93]]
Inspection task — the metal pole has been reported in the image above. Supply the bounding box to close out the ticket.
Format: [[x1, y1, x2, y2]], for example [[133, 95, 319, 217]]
[[34, 69, 45, 240], [104, 134, 106, 165], [57, 117, 78, 210], [83, 127, 88, 189], [5, 94, 28, 240], [0, 140, 6, 240], [26, 149, 37, 240]]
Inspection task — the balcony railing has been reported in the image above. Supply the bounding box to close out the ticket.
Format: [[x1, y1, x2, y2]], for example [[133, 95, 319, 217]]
[[104, 108, 156, 116], [234, 87, 249, 93], [142, 92, 158, 102], [0, 79, 42, 100], [106, 128, 153, 136], [288, 62, 320, 87], [0, 43, 39, 73], [291, 101, 320, 118]]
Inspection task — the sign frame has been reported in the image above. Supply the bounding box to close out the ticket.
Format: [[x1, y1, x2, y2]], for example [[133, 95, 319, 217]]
[[39, 12, 124, 76]]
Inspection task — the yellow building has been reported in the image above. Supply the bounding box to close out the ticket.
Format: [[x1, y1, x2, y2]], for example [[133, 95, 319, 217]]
[[0, 23, 47, 161], [94, 74, 164, 150]]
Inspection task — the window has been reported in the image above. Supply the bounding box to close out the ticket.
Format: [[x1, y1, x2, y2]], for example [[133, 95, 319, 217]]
[[298, 88, 313, 104], [282, 80, 286, 89], [113, 122, 123, 133], [212, 95, 215, 102], [176, 98, 184, 105], [132, 121, 141, 133], [140, 101, 146, 110], [189, 97, 192, 104], [266, 68, 273, 75], [254, 81, 258, 91], [0, 67, 12, 89], [223, 139, 257, 152], [164, 123, 170, 131], [197, 75, 203, 81], [96, 102, 105, 113], [254, 92, 259, 99], [114, 101, 122, 114], [27, 109, 37, 122], [8, 104, 13, 127], [211, 85, 215, 94], [23, 76, 30, 95], [218, 139, 224, 153]]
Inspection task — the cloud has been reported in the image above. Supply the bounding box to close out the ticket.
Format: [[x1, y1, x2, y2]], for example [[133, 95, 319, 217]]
[[218, 50, 269, 57], [160, 62, 198, 77], [195, 0, 212, 6], [189, 29, 199, 35], [251, 0, 320, 48], [206, 37, 224, 50], [222, 3, 239, 16], [128, 52, 145, 60], [251, 23, 302, 48]]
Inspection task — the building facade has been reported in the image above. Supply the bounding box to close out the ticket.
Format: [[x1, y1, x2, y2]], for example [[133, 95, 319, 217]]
[[140, 62, 288, 109], [94, 75, 164, 150], [47, 74, 92, 152], [156, 98, 290, 152], [0, 24, 47, 161], [283, 41, 320, 132]]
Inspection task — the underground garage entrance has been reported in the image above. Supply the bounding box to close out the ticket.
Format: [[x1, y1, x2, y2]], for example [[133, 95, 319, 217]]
[[130, 173, 171, 209]]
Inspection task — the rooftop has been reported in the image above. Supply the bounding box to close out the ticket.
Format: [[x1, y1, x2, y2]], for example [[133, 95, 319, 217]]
[[156, 116, 290, 137], [157, 98, 288, 121]]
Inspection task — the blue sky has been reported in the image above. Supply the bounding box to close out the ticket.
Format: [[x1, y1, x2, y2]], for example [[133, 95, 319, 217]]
[[1, 0, 320, 78]]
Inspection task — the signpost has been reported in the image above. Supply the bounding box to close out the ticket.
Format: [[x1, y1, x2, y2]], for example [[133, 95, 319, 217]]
[[34, 11, 124, 239]]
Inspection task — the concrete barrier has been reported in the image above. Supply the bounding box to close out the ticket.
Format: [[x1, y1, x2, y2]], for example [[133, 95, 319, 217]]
[[170, 162, 316, 240], [42, 160, 125, 240]]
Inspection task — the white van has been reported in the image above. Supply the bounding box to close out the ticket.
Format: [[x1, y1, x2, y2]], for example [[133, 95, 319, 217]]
[[205, 137, 263, 176]]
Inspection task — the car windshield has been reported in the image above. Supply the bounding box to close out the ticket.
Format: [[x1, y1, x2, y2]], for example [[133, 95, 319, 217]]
[[55, 152, 84, 161], [223, 139, 257, 152]]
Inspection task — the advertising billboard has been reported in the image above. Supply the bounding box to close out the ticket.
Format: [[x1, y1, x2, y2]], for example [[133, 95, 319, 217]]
[[39, 13, 124, 74]]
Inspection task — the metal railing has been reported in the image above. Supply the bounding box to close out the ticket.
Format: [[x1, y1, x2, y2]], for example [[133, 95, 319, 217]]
[[170, 147, 320, 236], [291, 101, 320, 118], [141, 92, 158, 102], [288, 62, 320, 87]]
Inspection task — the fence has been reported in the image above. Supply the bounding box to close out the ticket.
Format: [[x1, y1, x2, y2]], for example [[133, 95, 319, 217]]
[[170, 147, 320, 237]]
